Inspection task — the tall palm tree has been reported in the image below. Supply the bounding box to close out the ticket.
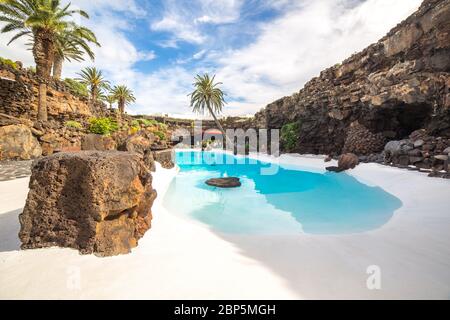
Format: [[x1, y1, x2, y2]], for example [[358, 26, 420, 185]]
[[76, 67, 110, 105], [189, 74, 231, 147], [53, 26, 99, 79], [0, 0, 91, 121], [111, 85, 136, 116]]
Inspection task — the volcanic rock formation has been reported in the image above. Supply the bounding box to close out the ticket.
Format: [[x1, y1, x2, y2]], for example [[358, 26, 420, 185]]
[[19, 151, 157, 257], [255, 0, 450, 156]]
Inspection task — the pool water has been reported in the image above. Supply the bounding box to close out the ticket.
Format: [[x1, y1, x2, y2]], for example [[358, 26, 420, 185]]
[[162, 151, 402, 235]]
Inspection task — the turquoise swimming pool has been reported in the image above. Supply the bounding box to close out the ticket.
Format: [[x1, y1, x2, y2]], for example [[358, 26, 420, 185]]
[[162, 151, 402, 235]]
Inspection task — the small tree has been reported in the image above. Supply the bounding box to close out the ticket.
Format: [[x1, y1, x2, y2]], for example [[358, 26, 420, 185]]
[[189, 74, 231, 147], [111, 85, 136, 116], [77, 67, 110, 105]]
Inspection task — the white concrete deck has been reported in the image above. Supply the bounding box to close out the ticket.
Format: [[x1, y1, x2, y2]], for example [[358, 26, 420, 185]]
[[0, 154, 449, 299]]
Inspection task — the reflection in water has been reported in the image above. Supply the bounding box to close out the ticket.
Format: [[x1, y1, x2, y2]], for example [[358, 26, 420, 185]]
[[163, 151, 402, 235]]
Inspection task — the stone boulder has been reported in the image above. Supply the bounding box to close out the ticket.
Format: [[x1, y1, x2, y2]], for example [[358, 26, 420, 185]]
[[118, 133, 156, 172], [338, 153, 360, 170], [153, 149, 175, 169], [120, 134, 152, 154], [326, 153, 359, 173], [81, 134, 116, 151], [0, 124, 42, 160], [19, 151, 157, 257], [206, 177, 241, 188]]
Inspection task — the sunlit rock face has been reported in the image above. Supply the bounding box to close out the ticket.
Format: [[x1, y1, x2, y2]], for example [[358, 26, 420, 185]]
[[19, 151, 157, 257], [0, 124, 42, 160], [0, 61, 106, 122], [255, 0, 450, 155]]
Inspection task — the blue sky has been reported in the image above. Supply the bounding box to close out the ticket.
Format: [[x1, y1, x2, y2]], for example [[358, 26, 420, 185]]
[[0, 0, 422, 118]]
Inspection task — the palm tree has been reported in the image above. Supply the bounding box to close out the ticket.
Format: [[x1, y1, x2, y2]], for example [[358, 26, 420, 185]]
[[53, 26, 99, 79], [111, 85, 136, 116], [0, 0, 91, 121], [76, 67, 110, 105], [189, 74, 231, 147], [105, 94, 117, 110]]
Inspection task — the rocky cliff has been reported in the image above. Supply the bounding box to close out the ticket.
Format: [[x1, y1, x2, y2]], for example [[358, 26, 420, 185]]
[[255, 0, 450, 156], [0, 61, 106, 122]]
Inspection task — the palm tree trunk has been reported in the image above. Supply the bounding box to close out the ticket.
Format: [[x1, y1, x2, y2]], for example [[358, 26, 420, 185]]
[[119, 100, 125, 116], [33, 30, 55, 121], [91, 87, 97, 114], [206, 104, 233, 149], [52, 55, 63, 80]]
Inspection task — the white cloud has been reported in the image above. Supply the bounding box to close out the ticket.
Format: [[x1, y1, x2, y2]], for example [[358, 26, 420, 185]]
[[151, 0, 244, 46], [193, 50, 207, 60], [151, 15, 206, 45]]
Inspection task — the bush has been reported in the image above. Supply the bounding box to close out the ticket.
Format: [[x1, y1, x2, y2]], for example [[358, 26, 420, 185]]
[[88, 117, 119, 135], [135, 118, 158, 127], [281, 121, 301, 152], [0, 57, 18, 70], [65, 120, 83, 129], [154, 130, 166, 141], [129, 124, 140, 135], [157, 122, 168, 130], [64, 78, 89, 98]]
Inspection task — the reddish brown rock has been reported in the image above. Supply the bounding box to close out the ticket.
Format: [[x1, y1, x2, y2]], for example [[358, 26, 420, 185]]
[[338, 153, 360, 170], [0, 124, 42, 160], [19, 151, 157, 257], [81, 134, 116, 151], [118, 133, 156, 172], [153, 149, 175, 169], [326, 153, 360, 172]]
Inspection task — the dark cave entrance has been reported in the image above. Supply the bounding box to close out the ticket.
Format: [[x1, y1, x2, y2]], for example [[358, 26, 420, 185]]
[[364, 102, 433, 139]]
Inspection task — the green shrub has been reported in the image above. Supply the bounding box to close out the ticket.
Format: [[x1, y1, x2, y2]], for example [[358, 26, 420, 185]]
[[157, 122, 168, 130], [154, 130, 166, 141], [88, 117, 119, 135], [64, 78, 89, 98], [141, 118, 159, 127], [65, 120, 83, 129], [0, 57, 18, 70], [281, 121, 301, 152]]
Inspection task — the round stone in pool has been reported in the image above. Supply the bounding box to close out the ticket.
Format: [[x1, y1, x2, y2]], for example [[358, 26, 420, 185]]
[[206, 177, 241, 188]]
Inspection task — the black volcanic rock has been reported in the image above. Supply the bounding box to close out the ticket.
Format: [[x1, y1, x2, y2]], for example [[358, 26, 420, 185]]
[[206, 177, 242, 188], [255, 0, 450, 155]]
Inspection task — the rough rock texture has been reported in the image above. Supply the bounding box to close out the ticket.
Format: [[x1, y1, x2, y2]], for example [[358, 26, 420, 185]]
[[81, 134, 117, 151], [0, 124, 42, 160], [342, 121, 386, 155], [384, 129, 449, 176], [326, 153, 360, 172], [118, 132, 157, 172], [206, 177, 242, 188], [255, 0, 450, 155], [0, 62, 107, 122], [19, 151, 157, 257], [153, 149, 175, 169]]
